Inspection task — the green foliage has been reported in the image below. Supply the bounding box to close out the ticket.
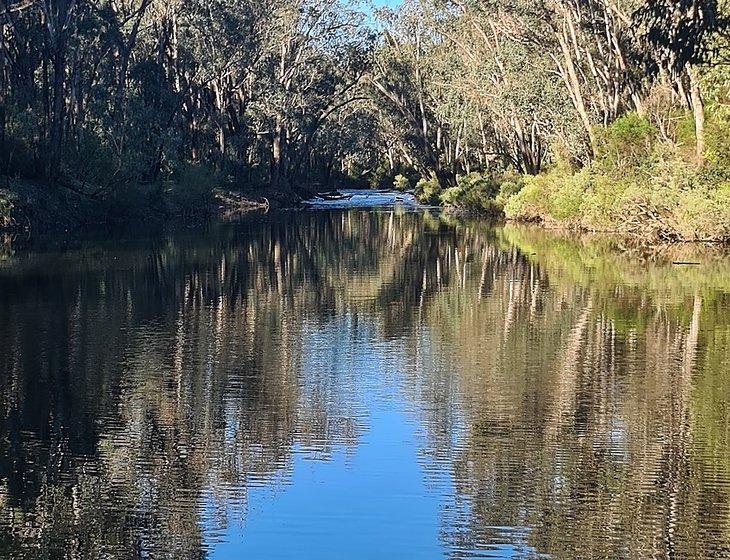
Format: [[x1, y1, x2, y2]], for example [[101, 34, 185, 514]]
[[0, 194, 13, 229], [503, 180, 545, 223], [166, 164, 219, 211], [580, 174, 630, 231], [393, 174, 412, 191], [415, 177, 442, 204], [675, 110, 699, 151], [495, 179, 525, 208], [1, 0, 377, 215], [705, 104, 730, 173], [675, 182, 730, 241], [503, 168, 587, 225], [438, 173, 502, 215], [2, 107, 43, 178], [596, 113, 658, 170], [502, 155, 730, 241], [500, 90, 730, 242], [62, 133, 121, 187]]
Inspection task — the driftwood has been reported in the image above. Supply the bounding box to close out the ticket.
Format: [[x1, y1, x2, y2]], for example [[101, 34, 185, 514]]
[[213, 189, 269, 218]]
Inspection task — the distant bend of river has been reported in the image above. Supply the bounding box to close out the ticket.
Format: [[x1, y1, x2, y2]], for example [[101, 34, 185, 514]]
[[1, 191, 730, 559]]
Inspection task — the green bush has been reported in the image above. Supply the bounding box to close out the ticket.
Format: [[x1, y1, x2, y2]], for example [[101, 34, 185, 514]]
[[503, 178, 545, 222], [675, 111, 699, 153], [0, 194, 13, 229], [167, 164, 218, 211], [549, 169, 590, 222], [495, 179, 525, 208], [393, 174, 411, 191], [367, 162, 396, 189], [458, 172, 499, 198], [581, 174, 629, 232], [502, 168, 581, 223], [62, 132, 119, 186], [705, 104, 730, 174], [596, 112, 658, 171], [415, 177, 442, 204], [439, 185, 463, 205], [2, 107, 43, 178], [675, 182, 730, 241], [501, 157, 730, 241], [438, 172, 501, 214]]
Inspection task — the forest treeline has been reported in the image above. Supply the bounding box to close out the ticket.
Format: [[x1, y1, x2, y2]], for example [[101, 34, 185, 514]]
[[0, 0, 729, 238], [374, 0, 730, 240], [0, 0, 377, 209]]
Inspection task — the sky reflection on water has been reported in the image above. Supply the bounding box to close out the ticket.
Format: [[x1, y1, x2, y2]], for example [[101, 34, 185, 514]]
[[1, 209, 729, 559]]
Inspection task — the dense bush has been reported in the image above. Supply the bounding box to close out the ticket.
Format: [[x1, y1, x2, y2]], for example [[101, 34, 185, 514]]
[[0, 195, 13, 229], [495, 178, 525, 208], [437, 173, 501, 215], [705, 105, 730, 174], [415, 177, 442, 204], [595, 113, 658, 170], [502, 153, 730, 241], [393, 174, 412, 191], [499, 95, 730, 243], [166, 164, 219, 212]]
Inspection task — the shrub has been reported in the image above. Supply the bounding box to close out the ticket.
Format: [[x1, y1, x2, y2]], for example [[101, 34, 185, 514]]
[[675, 111, 699, 155], [596, 112, 658, 171], [495, 179, 525, 208], [675, 182, 730, 241], [393, 174, 411, 191], [457, 172, 499, 199], [503, 179, 545, 222], [62, 132, 118, 186], [167, 164, 218, 211], [502, 168, 584, 224], [438, 172, 502, 214], [439, 185, 463, 206], [367, 162, 396, 189], [0, 194, 13, 229], [494, 102, 729, 241], [581, 174, 629, 232], [549, 169, 589, 222], [705, 104, 730, 175], [415, 177, 442, 204]]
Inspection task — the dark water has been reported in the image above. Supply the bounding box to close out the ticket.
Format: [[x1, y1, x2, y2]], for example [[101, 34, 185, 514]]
[[1, 204, 730, 559]]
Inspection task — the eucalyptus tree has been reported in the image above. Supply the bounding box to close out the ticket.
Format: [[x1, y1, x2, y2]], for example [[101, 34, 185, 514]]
[[234, 0, 373, 189], [0, 0, 375, 192], [455, 0, 643, 156], [369, 0, 461, 185], [633, 0, 730, 162], [436, 2, 576, 172]]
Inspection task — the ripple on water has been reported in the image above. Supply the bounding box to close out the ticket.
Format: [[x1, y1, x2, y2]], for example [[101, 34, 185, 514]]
[[0, 208, 729, 559]]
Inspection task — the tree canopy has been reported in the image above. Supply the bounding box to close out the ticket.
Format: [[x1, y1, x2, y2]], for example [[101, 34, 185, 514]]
[[0, 0, 728, 199]]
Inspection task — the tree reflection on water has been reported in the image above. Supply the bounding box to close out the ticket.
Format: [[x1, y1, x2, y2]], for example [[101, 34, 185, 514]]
[[0, 211, 729, 559]]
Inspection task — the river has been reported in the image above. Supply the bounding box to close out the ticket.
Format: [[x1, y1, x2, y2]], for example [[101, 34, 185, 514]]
[[1, 194, 729, 559]]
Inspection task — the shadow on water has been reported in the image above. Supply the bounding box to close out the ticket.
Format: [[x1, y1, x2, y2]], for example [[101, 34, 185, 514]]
[[1, 209, 730, 559]]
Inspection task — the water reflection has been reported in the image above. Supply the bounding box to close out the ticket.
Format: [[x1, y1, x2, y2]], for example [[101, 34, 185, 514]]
[[0, 211, 729, 559]]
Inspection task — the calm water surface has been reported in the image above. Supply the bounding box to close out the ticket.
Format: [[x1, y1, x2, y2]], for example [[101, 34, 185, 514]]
[[1, 200, 730, 559]]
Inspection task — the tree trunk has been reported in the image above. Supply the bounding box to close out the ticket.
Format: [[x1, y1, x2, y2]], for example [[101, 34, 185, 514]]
[[688, 66, 705, 166], [48, 40, 66, 181], [556, 32, 597, 156], [271, 118, 286, 189]]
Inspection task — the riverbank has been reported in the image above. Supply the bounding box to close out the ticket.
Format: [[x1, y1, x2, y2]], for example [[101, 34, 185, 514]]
[[398, 108, 730, 243], [0, 178, 306, 234], [432, 169, 730, 244]]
